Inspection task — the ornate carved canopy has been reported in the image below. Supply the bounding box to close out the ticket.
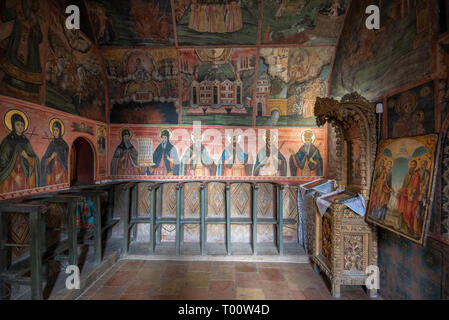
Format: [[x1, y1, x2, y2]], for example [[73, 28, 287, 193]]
[[314, 92, 377, 198]]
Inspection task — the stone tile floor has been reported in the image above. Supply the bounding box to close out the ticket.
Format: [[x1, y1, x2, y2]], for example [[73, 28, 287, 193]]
[[78, 259, 382, 300]]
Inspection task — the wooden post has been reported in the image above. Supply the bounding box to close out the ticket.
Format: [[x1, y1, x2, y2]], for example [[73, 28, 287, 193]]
[[204, 183, 208, 254], [106, 185, 115, 239], [131, 184, 138, 242], [176, 184, 181, 256], [66, 200, 78, 266], [123, 187, 130, 254], [149, 185, 156, 253], [252, 184, 258, 255], [156, 186, 162, 245], [94, 195, 102, 264], [200, 183, 205, 256], [29, 207, 43, 300], [226, 183, 231, 256], [180, 184, 185, 246], [278, 184, 285, 255]]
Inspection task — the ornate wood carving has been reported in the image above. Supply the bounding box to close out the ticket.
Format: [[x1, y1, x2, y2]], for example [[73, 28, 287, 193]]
[[312, 93, 378, 298]]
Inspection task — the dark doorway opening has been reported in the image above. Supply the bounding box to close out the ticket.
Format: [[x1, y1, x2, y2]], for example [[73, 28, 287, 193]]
[[257, 102, 263, 116], [70, 137, 95, 186]]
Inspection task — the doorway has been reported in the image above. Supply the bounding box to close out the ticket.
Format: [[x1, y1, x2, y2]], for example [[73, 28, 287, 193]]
[[70, 137, 95, 186]]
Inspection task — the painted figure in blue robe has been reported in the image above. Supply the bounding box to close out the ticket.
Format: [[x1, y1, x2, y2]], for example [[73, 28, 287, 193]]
[[148, 128, 179, 176], [217, 134, 250, 177], [253, 130, 287, 176], [289, 130, 323, 176], [181, 131, 216, 176]]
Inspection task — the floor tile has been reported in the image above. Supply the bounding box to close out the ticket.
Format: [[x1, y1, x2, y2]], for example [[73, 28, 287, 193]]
[[103, 271, 136, 287], [236, 287, 265, 300], [80, 259, 380, 301], [210, 265, 235, 281], [208, 280, 235, 299], [259, 268, 285, 281], [235, 262, 257, 273]]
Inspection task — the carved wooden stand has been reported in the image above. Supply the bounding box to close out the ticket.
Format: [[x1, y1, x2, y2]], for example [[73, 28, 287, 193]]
[[311, 93, 378, 298]]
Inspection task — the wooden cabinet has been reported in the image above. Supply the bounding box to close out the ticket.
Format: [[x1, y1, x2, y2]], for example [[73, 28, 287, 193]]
[[312, 202, 378, 298], [311, 92, 378, 298]]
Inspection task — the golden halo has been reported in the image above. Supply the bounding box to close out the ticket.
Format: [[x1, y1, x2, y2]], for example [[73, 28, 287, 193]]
[[4, 109, 29, 132], [301, 130, 316, 144], [158, 128, 173, 141], [49, 118, 65, 136], [395, 92, 417, 115], [119, 127, 133, 139]]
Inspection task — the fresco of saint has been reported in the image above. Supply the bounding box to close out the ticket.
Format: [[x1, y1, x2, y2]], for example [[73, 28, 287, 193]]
[[0, 0, 43, 99], [397, 159, 421, 235], [217, 134, 249, 177], [289, 130, 323, 176], [0, 110, 39, 193], [254, 130, 287, 176], [40, 118, 69, 186], [368, 158, 394, 221], [148, 128, 179, 176], [180, 131, 216, 176], [110, 128, 141, 175]]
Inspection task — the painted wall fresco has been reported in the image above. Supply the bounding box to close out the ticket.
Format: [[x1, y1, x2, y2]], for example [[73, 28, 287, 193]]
[[256, 47, 332, 126], [378, 229, 442, 299], [174, 0, 260, 46], [0, 95, 108, 199], [330, 0, 435, 101], [102, 48, 179, 124], [109, 124, 326, 180], [386, 81, 435, 139], [0, 0, 47, 105], [45, 3, 106, 122], [438, 33, 449, 122], [86, 0, 174, 46], [439, 122, 449, 242], [179, 48, 256, 126], [261, 0, 350, 45]]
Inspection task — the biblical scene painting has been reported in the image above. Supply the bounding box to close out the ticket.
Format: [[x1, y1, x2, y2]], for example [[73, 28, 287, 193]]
[[386, 81, 435, 139], [86, 0, 174, 46], [179, 48, 256, 126], [174, 0, 260, 46], [45, 4, 106, 122], [0, 0, 46, 105], [256, 47, 332, 126], [102, 48, 178, 124], [366, 134, 439, 244], [109, 125, 325, 178], [261, 0, 349, 45], [330, 0, 435, 101]]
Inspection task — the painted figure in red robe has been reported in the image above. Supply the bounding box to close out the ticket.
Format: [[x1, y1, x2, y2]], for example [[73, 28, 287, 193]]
[[397, 159, 421, 235]]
